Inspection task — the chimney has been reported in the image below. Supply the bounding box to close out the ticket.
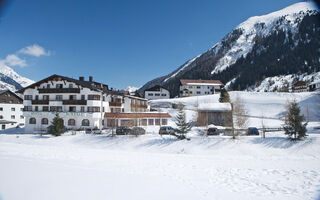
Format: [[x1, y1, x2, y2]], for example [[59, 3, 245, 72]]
[[89, 76, 93, 82], [79, 76, 84, 81]]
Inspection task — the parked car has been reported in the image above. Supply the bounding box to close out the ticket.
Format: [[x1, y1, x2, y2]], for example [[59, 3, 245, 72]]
[[116, 127, 132, 135], [85, 128, 92, 134], [131, 127, 146, 135], [207, 127, 219, 136], [247, 127, 259, 135], [159, 126, 175, 135]]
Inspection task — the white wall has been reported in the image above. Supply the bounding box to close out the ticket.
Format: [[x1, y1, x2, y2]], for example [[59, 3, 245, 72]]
[[145, 88, 170, 100], [0, 103, 24, 130]]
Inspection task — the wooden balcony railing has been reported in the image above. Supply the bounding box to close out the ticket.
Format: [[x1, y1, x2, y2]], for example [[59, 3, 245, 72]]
[[131, 104, 148, 109], [109, 102, 122, 107], [38, 88, 80, 93], [62, 100, 87, 105], [31, 100, 49, 105]]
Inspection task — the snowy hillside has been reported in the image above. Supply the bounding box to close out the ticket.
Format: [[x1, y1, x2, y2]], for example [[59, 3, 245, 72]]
[[139, 2, 319, 96], [0, 63, 34, 91], [248, 72, 320, 92], [150, 91, 320, 128]]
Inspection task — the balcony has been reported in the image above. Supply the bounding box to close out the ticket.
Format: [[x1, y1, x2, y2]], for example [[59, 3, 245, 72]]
[[38, 88, 80, 93], [62, 100, 87, 105], [31, 100, 49, 105], [131, 104, 148, 109], [109, 102, 122, 107]]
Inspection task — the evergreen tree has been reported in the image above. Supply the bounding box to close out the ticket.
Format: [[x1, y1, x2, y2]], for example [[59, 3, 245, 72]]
[[219, 89, 230, 103], [48, 113, 66, 136], [175, 104, 191, 138], [283, 100, 307, 140]]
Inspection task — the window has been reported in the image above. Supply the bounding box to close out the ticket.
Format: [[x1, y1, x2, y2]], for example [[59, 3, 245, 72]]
[[0, 115, 3, 119], [69, 106, 76, 112], [161, 119, 168, 125], [24, 106, 32, 111], [20, 115, 24, 119], [87, 107, 100, 112], [69, 95, 76, 100], [197, 86, 201, 89], [43, 106, 49, 111], [69, 84, 73, 88], [9, 100, 13, 104], [20, 108, 23, 111], [41, 118, 48, 125], [0, 107, 3, 111], [141, 119, 147, 126], [208, 86, 210, 89], [56, 84, 63, 88], [50, 106, 62, 112], [197, 91, 201, 94], [35, 95, 39, 100], [82, 119, 90, 126], [43, 95, 49, 100], [68, 119, 76, 126], [35, 106, 38, 111], [103, 96, 105, 101], [81, 95, 85, 100], [29, 118, 36, 124], [148, 93, 154, 96], [88, 95, 100, 100], [161, 94, 166, 96], [81, 106, 85, 112], [24, 95, 32, 100], [189, 86, 193, 89], [155, 119, 160, 125], [47, 84, 50, 88], [148, 119, 154, 125], [2, 125, 5, 129], [56, 95, 63, 100]]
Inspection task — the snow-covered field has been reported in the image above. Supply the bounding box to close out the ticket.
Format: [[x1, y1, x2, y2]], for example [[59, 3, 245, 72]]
[[1, 131, 320, 200], [1, 91, 319, 200]]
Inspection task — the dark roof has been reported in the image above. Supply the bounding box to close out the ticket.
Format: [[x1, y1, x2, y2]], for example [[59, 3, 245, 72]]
[[180, 79, 223, 85], [293, 81, 308, 87], [16, 74, 122, 95], [144, 85, 169, 92], [0, 90, 23, 102]]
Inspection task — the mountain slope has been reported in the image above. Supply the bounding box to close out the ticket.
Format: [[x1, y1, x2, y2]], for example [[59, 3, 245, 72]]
[[0, 64, 34, 91], [139, 2, 320, 97]]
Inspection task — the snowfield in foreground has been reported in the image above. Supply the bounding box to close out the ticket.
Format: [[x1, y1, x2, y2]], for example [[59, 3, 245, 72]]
[[1, 132, 320, 200]]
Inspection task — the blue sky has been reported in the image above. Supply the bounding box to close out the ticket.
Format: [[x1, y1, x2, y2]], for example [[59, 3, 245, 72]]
[[0, 0, 303, 89]]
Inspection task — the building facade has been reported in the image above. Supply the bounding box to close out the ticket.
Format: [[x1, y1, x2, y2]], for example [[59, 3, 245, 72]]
[[18, 74, 170, 133], [144, 85, 170, 100], [292, 81, 309, 93], [309, 80, 320, 92], [179, 79, 224, 97], [0, 90, 24, 130]]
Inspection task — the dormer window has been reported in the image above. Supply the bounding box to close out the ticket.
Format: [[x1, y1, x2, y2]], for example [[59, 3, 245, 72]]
[[56, 84, 63, 89]]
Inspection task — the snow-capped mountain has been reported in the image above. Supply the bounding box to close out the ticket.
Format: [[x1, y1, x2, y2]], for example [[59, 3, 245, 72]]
[[139, 2, 320, 97], [0, 63, 34, 92]]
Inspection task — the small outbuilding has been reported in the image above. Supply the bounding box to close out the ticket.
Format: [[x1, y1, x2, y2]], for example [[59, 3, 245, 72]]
[[197, 103, 232, 127]]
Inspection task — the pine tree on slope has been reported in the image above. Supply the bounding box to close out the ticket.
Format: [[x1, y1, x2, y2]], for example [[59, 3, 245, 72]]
[[283, 100, 307, 140], [48, 113, 66, 136], [219, 89, 230, 103]]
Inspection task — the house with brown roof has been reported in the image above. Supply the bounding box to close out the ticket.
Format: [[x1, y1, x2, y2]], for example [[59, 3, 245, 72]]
[[179, 79, 224, 97], [292, 81, 309, 93]]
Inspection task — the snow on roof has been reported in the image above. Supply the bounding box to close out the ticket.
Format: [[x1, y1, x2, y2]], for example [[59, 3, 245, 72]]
[[309, 80, 320, 85], [198, 103, 231, 111], [180, 79, 223, 86]]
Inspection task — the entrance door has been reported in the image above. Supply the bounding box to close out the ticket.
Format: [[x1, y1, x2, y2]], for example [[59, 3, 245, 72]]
[[2, 125, 5, 129]]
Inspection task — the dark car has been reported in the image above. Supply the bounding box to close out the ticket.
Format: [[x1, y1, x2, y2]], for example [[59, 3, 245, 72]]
[[116, 127, 132, 135], [207, 127, 219, 136], [159, 126, 175, 135], [247, 127, 259, 135], [131, 127, 146, 135]]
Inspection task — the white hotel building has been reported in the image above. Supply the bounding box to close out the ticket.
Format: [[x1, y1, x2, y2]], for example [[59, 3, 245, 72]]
[[17, 74, 170, 133], [179, 79, 224, 97]]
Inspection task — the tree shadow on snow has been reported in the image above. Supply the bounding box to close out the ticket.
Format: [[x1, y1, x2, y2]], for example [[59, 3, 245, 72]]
[[250, 136, 314, 149]]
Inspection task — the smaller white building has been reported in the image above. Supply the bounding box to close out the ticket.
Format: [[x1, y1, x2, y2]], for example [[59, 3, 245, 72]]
[[144, 85, 170, 100], [179, 79, 224, 97], [0, 90, 24, 130], [309, 80, 320, 92]]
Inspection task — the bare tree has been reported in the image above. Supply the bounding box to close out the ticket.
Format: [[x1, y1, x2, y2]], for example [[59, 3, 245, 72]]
[[232, 95, 249, 134]]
